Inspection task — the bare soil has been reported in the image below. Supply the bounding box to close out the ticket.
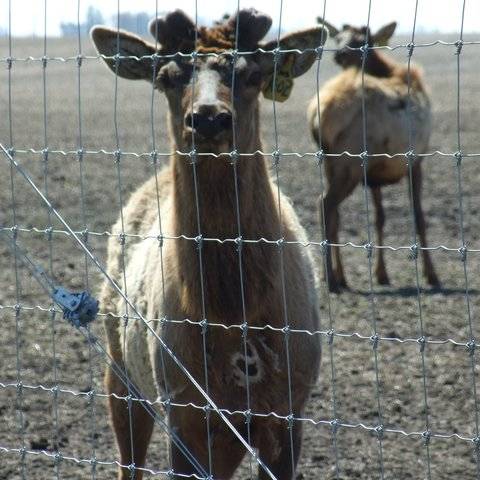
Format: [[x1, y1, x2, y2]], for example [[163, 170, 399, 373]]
[[1, 33, 480, 479]]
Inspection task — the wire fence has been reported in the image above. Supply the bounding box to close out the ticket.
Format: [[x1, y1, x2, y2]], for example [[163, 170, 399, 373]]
[[1, 0, 479, 479]]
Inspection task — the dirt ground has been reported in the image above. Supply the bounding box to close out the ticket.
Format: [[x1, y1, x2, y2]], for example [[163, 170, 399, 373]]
[[1, 29, 480, 480]]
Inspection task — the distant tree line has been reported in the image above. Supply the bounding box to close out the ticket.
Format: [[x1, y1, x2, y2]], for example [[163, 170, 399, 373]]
[[60, 6, 162, 37]]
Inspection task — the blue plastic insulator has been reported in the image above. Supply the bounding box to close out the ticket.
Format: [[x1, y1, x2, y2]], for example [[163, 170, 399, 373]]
[[52, 286, 99, 328]]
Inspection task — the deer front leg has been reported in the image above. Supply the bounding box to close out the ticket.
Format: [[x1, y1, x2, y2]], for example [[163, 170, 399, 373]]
[[105, 366, 154, 480], [412, 162, 440, 288], [256, 418, 303, 480]]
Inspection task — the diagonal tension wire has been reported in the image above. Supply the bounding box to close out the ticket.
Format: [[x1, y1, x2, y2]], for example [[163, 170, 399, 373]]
[[0, 142, 278, 480]]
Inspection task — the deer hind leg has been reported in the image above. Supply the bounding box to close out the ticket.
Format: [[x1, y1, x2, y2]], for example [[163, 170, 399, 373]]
[[320, 161, 362, 292], [105, 366, 154, 480], [371, 186, 390, 285], [411, 162, 440, 288], [256, 417, 303, 480]]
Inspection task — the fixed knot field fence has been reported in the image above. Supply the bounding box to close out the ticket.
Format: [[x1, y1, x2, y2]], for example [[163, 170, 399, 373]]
[[1, 1, 480, 479]]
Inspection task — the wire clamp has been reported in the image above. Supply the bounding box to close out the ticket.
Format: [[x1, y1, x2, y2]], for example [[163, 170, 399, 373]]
[[52, 286, 99, 328]]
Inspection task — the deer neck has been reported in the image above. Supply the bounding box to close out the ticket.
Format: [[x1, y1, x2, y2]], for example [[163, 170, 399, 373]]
[[363, 50, 396, 78], [169, 101, 281, 321]]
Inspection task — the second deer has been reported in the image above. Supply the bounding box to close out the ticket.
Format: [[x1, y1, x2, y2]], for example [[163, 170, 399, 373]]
[[308, 21, 440, 292]]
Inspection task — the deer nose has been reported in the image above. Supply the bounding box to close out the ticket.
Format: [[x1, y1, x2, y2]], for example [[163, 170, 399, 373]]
[[184, 104, 233, 140]]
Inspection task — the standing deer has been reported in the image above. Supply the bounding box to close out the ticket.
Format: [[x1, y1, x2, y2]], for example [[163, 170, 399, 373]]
[[308, 21, 440, 292], [92, 9, 327, 479]]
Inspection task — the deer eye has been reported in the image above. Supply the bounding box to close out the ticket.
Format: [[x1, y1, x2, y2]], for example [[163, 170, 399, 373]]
[[246, 69, 262, 87]]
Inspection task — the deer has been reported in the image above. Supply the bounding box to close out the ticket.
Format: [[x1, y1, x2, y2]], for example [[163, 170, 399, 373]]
[[91, 9, 327, 479], [307, 21, 440, 293]]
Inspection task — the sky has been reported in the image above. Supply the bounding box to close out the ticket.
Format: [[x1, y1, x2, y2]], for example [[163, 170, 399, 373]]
[[1, 0, 478, 37]]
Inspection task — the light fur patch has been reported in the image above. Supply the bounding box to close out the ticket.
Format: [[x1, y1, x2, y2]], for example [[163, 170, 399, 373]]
[[230, 341, 263, 387]]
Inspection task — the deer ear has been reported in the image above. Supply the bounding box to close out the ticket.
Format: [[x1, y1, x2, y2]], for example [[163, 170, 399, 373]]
[[373, 22, 397, 46], [259, 26, 328, 102], [90, 26, 157, 80]]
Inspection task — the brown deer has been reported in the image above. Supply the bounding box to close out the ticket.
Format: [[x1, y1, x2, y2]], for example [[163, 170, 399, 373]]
[[308, 21, 440, 292], [92, 9, 327, 479]]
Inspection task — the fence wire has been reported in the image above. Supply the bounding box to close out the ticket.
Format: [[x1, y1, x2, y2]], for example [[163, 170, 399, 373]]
[[1, 0, 479, 479]]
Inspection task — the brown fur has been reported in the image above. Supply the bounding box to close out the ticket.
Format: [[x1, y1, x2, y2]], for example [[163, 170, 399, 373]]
[[93, 9, 324, 479], [308, 23, 439, 292]]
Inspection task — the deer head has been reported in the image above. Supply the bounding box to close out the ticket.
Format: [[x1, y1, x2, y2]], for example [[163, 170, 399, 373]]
[[91, 9, 329, 154], [318, 19, 397, 69]]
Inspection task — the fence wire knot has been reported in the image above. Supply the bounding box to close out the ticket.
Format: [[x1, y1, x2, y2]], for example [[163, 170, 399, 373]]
[[417, 336, 426, 353], [422, 430, 431, 446], [41, 55, 48, 68], [473, 436, 480, 451], [272, 150, 281, 167], [409, 243, 419, 260], [229, 149, 239, 165], [315, 45, 324, 59], [188, 148, 197, 164], [6, 56, 13, 69], [157, 234, 164, 248], [113, 150, 122, 164], [203, 403, 211, 420], [315, 149, 325, 166], [455, 39, 464, 55], [244, 409, 252, 425], [459, 245, 467, 262], [407, 42, 415, 58], [405, 149, 416, 165], [234, 236, 243, 252], [240, 322, 248, 338], [454, 150, 463, 166], [375, 424, 384, 439], [195, 235, 203, 250], [466, 339, 476, 356], [199, 318, 208, 335], [76, 54, 83, 67], [150, 150, 158, 165], [320, 239, 329, 256], [360, 44, 369, 60], [364, 242, 373, 259], [330, 418, 339, 434], [370, 334, 379, 350], [286, 413, 295, 430], [360, 150, 368, 167], [327, 329, 334, 345]]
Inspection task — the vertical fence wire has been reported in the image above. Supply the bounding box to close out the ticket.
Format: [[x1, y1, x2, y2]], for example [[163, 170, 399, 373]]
[[112, 1, 137, 476], [403, 1, 433, 477], [7, 0, 27, 477], [74, 1, 98, 477], [185, 2, 215, 474], [313, 2, 342, 477], [228, 2, 256, 478], [149, 0, 174, 475], [359, 1, 386, 477], [40, 1, 61, 476], [270, 1, 299, 476], [453, 1, 480, 475]]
